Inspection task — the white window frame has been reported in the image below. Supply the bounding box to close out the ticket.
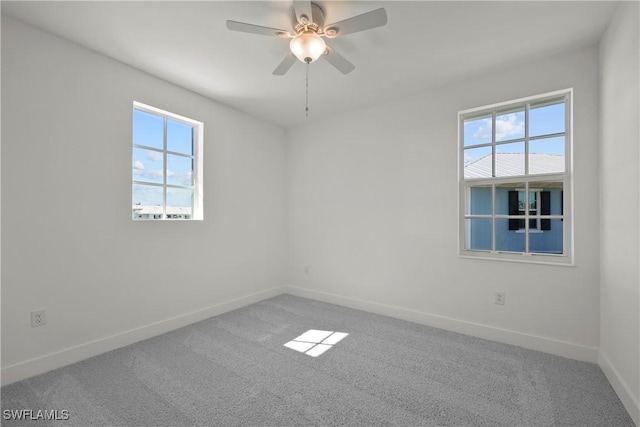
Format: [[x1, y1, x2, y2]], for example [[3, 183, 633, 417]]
[[132, 101, 204, 221], [458, 89, 573, 265]]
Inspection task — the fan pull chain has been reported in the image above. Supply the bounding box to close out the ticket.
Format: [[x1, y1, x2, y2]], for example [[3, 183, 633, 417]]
[[305, 60, 310, 117]]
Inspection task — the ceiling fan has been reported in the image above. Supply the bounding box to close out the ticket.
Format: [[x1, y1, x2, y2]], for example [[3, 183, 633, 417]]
[[226, 1, 388, 75]]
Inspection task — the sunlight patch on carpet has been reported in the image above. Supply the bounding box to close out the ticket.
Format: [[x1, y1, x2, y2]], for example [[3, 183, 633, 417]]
[[284, 330, 348, 357]]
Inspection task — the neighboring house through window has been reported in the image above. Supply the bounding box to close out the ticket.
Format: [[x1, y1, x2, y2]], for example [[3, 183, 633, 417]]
[[132, 102, 203, 220], [459, 90, 571, 263]]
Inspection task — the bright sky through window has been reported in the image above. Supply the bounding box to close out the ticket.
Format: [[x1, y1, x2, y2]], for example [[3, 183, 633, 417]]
[[463, 104, 566, 164]]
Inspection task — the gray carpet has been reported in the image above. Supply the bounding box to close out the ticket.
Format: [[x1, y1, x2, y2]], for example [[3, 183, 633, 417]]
[[1, 294, 634, 426]]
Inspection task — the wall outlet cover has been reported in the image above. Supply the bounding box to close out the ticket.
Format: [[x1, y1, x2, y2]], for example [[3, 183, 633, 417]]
[[31, 310, 46, 327]]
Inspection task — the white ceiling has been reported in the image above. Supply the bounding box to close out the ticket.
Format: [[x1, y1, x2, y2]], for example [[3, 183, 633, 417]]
[[1, 1, 618, 129]]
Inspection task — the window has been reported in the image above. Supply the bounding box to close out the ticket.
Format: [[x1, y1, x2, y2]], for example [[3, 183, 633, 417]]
[[132, 102, 203, 220], [459, 90, 571, 263]]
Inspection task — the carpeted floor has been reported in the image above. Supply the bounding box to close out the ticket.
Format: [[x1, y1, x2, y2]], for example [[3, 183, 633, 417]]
[[1, 294, 634, 426]]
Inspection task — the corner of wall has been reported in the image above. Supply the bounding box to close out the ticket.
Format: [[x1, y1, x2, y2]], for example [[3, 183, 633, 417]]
[[597, 2, 640, 425], [599, 350, 640, 426]]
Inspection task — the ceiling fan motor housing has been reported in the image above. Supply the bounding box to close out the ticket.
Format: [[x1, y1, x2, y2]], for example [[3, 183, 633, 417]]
[[292, 2, 325, 34]]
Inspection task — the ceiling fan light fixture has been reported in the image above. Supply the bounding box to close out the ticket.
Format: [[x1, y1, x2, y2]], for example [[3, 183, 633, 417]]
[[289, 30, 326, 63]]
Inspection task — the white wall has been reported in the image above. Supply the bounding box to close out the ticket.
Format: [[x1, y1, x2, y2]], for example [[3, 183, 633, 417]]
[[2, 10, 636, 421], [287, 45, 602, 362], [1, 16, 286, 384], [599, 2, 640, 424]]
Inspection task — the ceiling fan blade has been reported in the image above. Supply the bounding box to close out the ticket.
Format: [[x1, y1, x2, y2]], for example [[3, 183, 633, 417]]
[[293, 0, 313, 25], [226, 20, 290, 37], [322, 44, 355, 74], [324, 8, 387, 37], [273, 54, 297, 75]]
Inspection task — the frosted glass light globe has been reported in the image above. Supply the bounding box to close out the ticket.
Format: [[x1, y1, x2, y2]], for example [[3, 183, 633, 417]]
[[290, 30, 326, 63]]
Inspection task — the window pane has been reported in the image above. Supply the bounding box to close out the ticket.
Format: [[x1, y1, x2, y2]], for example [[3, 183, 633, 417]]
[[133, 147, 164, 184], [166, 187, 193, 219], [529, 137, 565, 174], [463, 114, 492, 147], [465, 219, 492, 251], [133, 109, 163, 149], [167, 154, 193, 187], [495, 219, 525, 252], [495, 142, 525, 177], [529, 99, 565, 137], [495, 107, 525, 142], [524, 191, 537, 211], [133, 184, 163, 206], [530, 219, 563, 254], [464, 146, 492, 178], [467, 185, 492, 215], [495, 183, 525, 215], [529, 181, 563, 215], [167, 119, 193, 155]]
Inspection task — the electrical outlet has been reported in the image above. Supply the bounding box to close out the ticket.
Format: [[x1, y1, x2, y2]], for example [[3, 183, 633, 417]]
[[494, 292, 505, 305], [31, 310, 46, 327]]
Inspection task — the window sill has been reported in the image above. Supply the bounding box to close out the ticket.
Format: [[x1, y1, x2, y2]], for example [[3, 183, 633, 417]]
[[459, 250, 574, 266]]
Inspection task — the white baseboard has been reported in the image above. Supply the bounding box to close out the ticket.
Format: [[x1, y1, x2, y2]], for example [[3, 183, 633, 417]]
[[599, 350, 640, 426], [284, 286, 599, 363], [1, 286, 286, 386], [1, 285, 604, 389]]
